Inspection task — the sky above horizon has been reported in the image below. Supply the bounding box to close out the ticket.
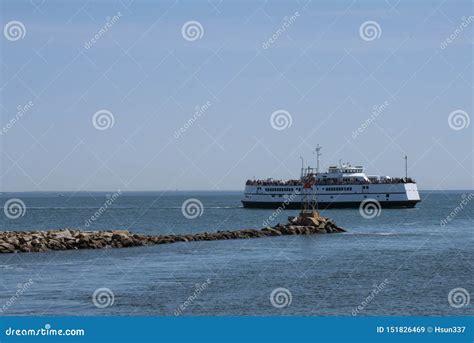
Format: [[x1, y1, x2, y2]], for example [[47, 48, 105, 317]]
[[0, 0, 472, 192]]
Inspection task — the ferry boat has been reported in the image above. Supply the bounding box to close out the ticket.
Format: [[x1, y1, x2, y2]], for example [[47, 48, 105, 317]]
[[241, 152, 420, 209]]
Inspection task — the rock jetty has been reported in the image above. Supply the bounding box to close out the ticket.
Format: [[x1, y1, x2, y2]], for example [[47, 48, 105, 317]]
[[0, 211, 344, 254]]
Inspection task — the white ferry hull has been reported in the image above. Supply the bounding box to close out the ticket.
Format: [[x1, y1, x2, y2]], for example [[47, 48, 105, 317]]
[[242, 183, 420, 209]]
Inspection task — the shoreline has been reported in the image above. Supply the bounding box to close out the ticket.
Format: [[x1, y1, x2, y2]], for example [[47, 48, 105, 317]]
[[0, 214, 345, 254]]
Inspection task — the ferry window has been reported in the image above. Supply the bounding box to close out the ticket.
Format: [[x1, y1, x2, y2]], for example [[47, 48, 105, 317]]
[[386, 194, 389, 197]]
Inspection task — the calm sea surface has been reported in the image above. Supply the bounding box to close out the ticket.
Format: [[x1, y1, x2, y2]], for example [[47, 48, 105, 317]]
[[0, 191, 472, 316]]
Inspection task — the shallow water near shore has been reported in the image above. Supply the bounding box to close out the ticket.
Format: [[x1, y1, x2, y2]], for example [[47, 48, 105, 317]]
[[0, 191, 472, 316]]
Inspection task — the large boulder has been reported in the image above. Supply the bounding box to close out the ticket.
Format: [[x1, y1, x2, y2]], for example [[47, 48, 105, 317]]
[[301, 216, 320, 227], [0, 242, 16, 253], [261, 227, 282, 236]]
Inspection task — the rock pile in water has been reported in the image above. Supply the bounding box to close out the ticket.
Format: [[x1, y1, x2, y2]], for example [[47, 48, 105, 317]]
[[0, 211, 345, 254]]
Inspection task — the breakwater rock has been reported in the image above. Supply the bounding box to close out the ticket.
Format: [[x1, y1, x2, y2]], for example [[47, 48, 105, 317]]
[[0, 212, 345, 254]]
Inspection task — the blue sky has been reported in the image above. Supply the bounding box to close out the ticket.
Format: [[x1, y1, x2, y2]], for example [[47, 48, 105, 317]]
[[0, 0, 472, 191]]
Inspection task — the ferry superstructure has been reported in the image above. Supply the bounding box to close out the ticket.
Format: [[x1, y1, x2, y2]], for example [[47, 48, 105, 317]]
[[241, 156, 420, 209]]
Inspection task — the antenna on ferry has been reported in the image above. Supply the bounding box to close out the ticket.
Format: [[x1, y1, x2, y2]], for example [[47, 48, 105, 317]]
[[299, 156, 304, 178], [405, 155, 408, 180], [314, 144, 322, 174]]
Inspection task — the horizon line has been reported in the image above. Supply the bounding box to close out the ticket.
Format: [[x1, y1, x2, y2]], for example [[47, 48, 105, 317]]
[[0, 189, 472, 194]]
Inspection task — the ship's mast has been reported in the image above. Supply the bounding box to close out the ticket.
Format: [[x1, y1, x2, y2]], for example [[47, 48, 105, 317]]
[[405, 155, 408, 180], [300, 156, 304, 178], [314, 144, 322, 174]]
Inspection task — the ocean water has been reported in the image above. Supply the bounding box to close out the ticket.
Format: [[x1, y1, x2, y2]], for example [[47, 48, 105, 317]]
[[0, 191, 472, 316]]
